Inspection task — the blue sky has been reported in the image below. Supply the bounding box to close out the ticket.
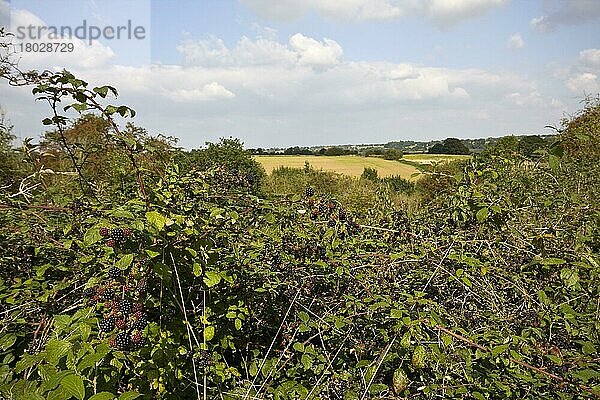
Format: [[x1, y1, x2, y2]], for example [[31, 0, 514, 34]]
[[2, 0, 600, 148]]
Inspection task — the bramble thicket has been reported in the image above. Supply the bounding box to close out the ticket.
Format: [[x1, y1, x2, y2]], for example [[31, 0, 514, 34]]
[[0, 28, 599, 399]]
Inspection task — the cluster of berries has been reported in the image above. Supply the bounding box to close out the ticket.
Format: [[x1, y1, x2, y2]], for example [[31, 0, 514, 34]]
[[99, 227, 132, 248], [200, 166, 257, 191], [304, 187, 360, 233], [84, 258, 151, 351]]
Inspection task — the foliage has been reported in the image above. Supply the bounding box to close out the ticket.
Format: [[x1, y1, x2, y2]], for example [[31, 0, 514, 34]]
[[361, 167, 378, 181], [1, 33, 599, 399], [428, 138, 471, 155], [179, 138, 265, 193]]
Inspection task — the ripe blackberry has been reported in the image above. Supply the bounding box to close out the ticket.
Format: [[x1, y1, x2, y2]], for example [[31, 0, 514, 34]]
[[83, 287, 95, 298], [101, 287, 115, 301], [305, 187, 315, 197], [114, 332, 130, 350], [133, 314, 148, 330], [328, 219, 336, 227], [108, 267, 121, 280], [115, 319, 127, 330], [99, 227, 110, 237], [119, 299, 133, 315], [111, 228, 125, 243], [99, 317, 116, 332]]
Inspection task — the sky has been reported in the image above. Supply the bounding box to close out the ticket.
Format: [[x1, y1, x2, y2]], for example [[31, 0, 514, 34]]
[[1, 0, 599, 148]]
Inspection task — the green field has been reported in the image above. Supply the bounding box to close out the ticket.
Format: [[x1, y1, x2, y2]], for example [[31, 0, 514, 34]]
[[403, 153, 471, 165], [254, 155, 421, 179]]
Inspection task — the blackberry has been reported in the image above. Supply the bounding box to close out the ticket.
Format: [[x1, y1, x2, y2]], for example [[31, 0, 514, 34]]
[[114, 331, 130, 351], [122, 228, 132, 238], [115, 319, 127, 330], [119, 299, 133, 315], [133, 314, 148, 330], [133, 302, 143, 313], [99, 227, 110, 237], [111, 228, 125, 243], [305, 187, 315, 197], [108, 267, 121, 280], [131, 331, 143, 345], [101, 287, 115, 301], [137, 278, 148, 294], [99, 317, 116, 332], [328, 219, 336, 227], [106, 239, 116, 247], [83, 287, 95, 298]]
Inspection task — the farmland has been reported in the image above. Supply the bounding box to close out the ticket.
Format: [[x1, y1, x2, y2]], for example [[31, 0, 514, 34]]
[[254, 155, 421, 178]]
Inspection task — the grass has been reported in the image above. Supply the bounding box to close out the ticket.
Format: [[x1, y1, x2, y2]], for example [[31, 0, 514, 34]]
[[403, 154, 471, 165], [254, 155, 421, 179]]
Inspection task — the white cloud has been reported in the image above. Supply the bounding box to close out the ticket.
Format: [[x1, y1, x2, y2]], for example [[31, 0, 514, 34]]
[[424, 0, 508, 28], [579, 49, 600, 67], [178, 33, 342, 69], [566, 72, 599, 94], [240, 0, 507, 27], [507, 33, 524, 49], [289, 34, 343, 67], [530, 0, 600, 32], [164, 82, 235, 102]]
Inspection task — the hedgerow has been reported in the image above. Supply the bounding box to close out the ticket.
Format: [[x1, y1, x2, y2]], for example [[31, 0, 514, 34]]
[[0, 29, 599, 399]]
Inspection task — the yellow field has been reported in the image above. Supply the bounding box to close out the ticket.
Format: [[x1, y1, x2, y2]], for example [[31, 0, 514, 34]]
[[403, 154, 471, 165], [254, 155, 421, 179]]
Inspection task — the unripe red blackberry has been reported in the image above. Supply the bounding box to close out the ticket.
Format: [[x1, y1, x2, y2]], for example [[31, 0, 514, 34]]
[[133, 302, 143, 313], [99, 316, 115, 332], [106, 239, 116, 247], [99, 227, 110, 237], [122, 228, 132, 238], [108, 337, 116, 348], [115, 319, 127, 330], [131, 331, 143, 345], [137, 278, 148, 293], [114, 331, 130, 350]]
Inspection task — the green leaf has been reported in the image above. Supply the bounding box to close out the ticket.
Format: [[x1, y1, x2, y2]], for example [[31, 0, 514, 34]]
[[235, 318, 242, 330], [204, 326, 215, 342], [476, 207, 489, 223], [298, 311, 309, 323], [116, 254, 134, 270], [146, 211, 167, 231], [118, 393, 141, 400], [84, 228, 101, 246], [45, 339, 72, 365], [88, 393, 115, 400], [301, 354, 313, 369], [560, 268, 579, 288], [0, 333, 17, 351], [61, 374, 85, 400], [293, 342, 305, 352], [204, 271, 221, 287], [548, 154, 560, 171]]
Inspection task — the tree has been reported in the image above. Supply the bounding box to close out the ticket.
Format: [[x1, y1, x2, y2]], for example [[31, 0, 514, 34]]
[[428, 138, 470, 155]]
